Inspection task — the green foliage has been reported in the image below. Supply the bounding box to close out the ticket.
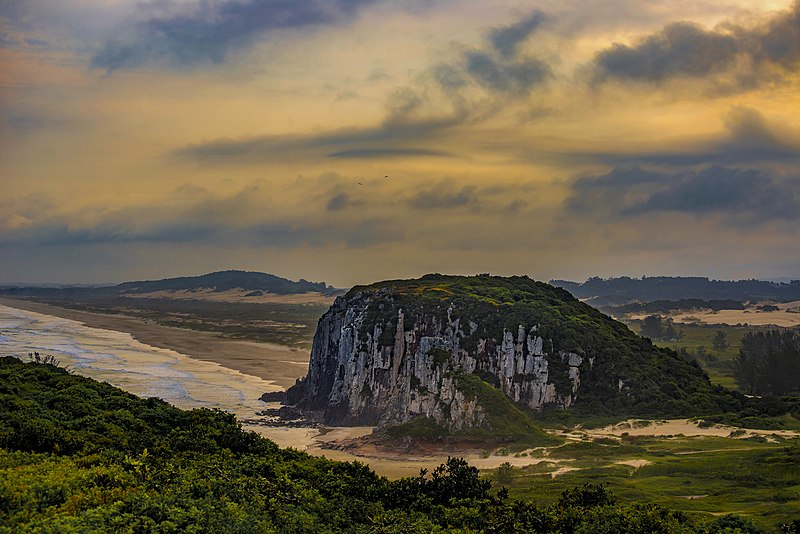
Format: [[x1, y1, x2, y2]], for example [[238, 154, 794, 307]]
[[553, 276, 800, 302], [496, 462, 514, 484], [0, 357, 783, 533], [734, 330, 800, 396], [558, 482, 616, 508], [453, 373, 557, 445], [713, 330, 729, 355], [640, 315, 683, 341], [385, 417, 448, 440], [427, 347, 451, 367]]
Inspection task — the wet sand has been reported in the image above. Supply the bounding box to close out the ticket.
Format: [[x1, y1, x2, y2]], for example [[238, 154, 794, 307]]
[[0, 297, 309, 389]]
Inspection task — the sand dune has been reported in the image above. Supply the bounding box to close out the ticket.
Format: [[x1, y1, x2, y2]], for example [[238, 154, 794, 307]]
[[122, 288, 336, 305]]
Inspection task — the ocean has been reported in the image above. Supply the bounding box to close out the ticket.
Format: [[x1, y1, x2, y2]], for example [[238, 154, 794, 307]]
[[0, 304, 273, 419]]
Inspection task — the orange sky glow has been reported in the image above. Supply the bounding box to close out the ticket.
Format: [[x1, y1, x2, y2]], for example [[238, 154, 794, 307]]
[[1, 0, 798, 286]]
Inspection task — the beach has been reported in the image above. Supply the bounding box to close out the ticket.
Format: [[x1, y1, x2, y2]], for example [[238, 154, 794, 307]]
[[0, 297, 309, 389]]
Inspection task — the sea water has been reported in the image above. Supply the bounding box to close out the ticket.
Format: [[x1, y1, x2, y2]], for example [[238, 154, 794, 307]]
[[0, 304, 273, 419]]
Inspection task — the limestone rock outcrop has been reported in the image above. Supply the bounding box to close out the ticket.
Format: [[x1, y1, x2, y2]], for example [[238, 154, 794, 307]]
[[284, 274, 718, 429]]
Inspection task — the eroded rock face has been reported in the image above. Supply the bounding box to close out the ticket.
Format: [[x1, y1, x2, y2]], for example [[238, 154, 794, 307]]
[[285, 289, 586, 428]]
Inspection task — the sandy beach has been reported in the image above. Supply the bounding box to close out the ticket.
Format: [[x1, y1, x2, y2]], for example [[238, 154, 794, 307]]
[[0, 297, 309, 389]]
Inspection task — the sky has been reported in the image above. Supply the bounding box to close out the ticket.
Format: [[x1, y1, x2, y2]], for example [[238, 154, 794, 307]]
[[1, 0, 799, 287]]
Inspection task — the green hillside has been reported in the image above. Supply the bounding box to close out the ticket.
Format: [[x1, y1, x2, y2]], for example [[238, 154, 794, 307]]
[[0, 357, 777, 532]]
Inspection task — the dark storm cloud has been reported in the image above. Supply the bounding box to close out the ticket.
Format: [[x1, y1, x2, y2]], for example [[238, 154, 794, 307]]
[[592, 2, 800, 87], [91, 0, 379, 71], [488, 10, 547, 58], [566, 165, 800, 220]]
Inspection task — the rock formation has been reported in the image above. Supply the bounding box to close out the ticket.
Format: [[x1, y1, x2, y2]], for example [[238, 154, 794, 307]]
[[285, 274, 721, 431]]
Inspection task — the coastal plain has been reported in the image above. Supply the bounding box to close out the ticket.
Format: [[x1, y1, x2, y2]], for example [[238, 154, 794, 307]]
[[1, 292, 797, 529]]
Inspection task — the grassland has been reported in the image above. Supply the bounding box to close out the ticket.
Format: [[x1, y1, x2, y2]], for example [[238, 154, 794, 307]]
[[640, 322, 783, 389], [485, 431, 800, 531]]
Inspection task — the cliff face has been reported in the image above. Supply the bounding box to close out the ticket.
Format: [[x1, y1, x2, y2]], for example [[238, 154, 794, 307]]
[[285, 275, 717, 429]]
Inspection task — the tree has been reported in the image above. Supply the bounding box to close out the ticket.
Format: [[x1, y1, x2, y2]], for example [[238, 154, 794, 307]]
[[712, 331, 729, 356], [640, 315, 665, 339], [733, 330, 800, 396], [496, 462, 514, 485], [661, 321, 674, 340], [695, 345, 708, 360], [640, 315, 683, 341]]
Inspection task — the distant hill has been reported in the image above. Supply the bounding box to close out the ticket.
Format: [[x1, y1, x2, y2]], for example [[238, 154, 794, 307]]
[[0, 270, 340, 298], [550, 276, 800, 303], [115, 270, 336, 295]]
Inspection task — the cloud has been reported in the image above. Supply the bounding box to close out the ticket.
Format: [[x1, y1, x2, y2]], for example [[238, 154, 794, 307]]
[[407, 183, 478, 210], [165, 9, 555, 166], [591, 2, 800, 89], [91, 0, 379, 71], [488, 10, 548, 58], [463, 51, 550, 94], [326, 192, 355, 211], [0, 182, 402, 249], [585, 106, 800, 167], [504, 199, 528, 214], [556, 106, 800, 168], [433, 10, 552, 97], [627, 167, 797, 217], [566, 165, 800, 221], [172, 113, 464, 164], [326, 147, 453, 159], [593, 22, 739, 82]]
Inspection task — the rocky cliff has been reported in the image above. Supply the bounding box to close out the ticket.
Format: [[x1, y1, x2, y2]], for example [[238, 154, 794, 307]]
[[285, 274, 721, 431]]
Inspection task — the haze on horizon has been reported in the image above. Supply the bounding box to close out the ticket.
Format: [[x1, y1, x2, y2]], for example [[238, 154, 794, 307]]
[[1, 0, 799, 288]]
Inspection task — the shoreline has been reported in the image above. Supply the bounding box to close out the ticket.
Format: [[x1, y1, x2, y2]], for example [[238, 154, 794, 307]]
[[0, 297, 309, 390]]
